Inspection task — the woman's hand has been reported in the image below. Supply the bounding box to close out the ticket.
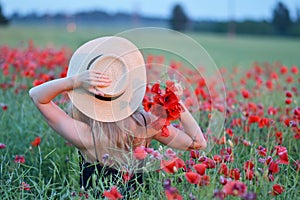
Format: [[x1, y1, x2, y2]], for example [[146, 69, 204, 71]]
[[173, 82, 183, 99], [73, 70, 112, 96]]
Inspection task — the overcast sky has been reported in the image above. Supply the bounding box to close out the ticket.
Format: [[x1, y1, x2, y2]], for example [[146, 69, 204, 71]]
[[1, 0, 299, 21]]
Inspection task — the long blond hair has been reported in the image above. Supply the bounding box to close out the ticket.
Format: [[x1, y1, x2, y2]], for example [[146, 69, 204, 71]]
[[70, 104, 150, 154]]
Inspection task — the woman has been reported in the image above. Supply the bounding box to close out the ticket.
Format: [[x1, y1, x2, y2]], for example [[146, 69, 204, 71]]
[[29, 36, 207, 196]]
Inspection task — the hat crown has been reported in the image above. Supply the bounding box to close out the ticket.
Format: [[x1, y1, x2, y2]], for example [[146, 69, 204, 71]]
[[90, 54, 128, 98]]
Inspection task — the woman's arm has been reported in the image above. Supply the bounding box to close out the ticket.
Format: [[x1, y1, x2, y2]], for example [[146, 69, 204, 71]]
[[179, 102, 207, 149], [153, 104, 207, 151], [29, 71, 111, 148], [153, 83, 207, 151]]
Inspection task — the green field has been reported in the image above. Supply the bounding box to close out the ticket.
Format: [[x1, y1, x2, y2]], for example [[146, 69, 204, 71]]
[[0, 24, 300, 199], [1, 24, 300, 68]]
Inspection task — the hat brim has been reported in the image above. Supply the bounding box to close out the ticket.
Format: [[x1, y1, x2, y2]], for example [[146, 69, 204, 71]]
[[67, 36, 146, 122]]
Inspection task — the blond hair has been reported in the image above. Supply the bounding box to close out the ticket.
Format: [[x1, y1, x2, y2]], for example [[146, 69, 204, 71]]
[[70, 104, 150, 158]]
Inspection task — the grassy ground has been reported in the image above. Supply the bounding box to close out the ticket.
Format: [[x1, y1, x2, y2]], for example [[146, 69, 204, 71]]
[[1, 24, 300, 68], [0, 24, 300, 199]]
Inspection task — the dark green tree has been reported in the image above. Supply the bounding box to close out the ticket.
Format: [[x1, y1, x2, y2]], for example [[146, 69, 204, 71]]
[[170, 4, 188, 32], [0, 3, 9, 25], [272, 1, 291, 34]]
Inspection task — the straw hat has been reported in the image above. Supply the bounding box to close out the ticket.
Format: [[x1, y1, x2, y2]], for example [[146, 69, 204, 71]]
[[67, 36, 146, 122]]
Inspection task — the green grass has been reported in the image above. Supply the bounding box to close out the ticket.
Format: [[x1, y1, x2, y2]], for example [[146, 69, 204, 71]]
[[1, 24, 300, 68], [0, 24, 300, 199]]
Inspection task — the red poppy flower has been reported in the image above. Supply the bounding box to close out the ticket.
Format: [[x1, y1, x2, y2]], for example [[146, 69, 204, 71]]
[[199, 174, 210, 186], [268, 161, 280, 175], [244, 160, 254, 171], [219, 176, 229, 185], [142, 100, 154, 112], [229, 168, 240, 180], [270, 72, 278, 80], [280, 65, 288, 74], [14, 155, 25, 163], [293, 160, 300, 171], [256, 146, 267, 156], [258, 118, 271, 128], [291, 65, 299, 74], [190, 150, 200, 159], [213, 154, 222, 164], [285, 91, 293, 98], [161, 157, 186, 174], [248, 115, 260, 124], [275, 132, 283, 145], [200, 157, 216, 169], [33, 79, 45, 86], [245, 169, 254, 180], [285, 98, 292, 105], [225, 128, 234, 137], [285, 75, 294, 83], [151, 83, 161, 94], [273, 145, 289, 164], [162, 92, 179, 109], [19, 182, 30, 191], [0, 143, 6, 149], [270, 184, 284, 196], [165, 187, 183, 200], [122, 171, 133, 182], [193, 163, 207, 175], [161, 125, 170, 137], [266, 80, 273, 90], [103, 186, 123, 200], [231, 118, 242, 127], [185, 171, 200, 184], [241, 89, 250, 99], [133, 146, 148, 160], [31, 136, 41, 147], [0, 103, 8, 111], [223, 181, 247, 197], [218, 163, 229, 177]]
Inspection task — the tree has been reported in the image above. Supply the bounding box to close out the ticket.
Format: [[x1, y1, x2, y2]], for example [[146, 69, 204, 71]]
[[0, 2, 9, 25], [170, 4, 188, 32], [272, 1, 291, 35]]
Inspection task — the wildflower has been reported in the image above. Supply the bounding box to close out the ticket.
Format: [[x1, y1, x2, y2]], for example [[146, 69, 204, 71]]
[[14, 155, 25, 163], [229, 168, 240, 180], [223, 181, 247, 197], [270, 184, 284, 196], [165, 148, 177, 159], [285, 98, 292, 105], [30, 136, 41, 147], [161, 157, 185, 174], [198, 174, 210, 186], [241, 89, 250, 99], [19, 182, 30, 191], [280, 65, 288, 74], [165, 186, 182, 200], [133, 146, 147, 160], [0, 143, 6, 149], [0, 103, 7, 111], [193, 163, 207, 175], [268, 161, 280, 175], [103, 186, 123, 200], [256, 146, 267, 156], [291, 65, 299, 74], [185, 171, 200, 184]]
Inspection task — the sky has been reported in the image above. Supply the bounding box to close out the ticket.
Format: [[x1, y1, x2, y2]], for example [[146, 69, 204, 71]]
[[1, 0, 300, 21]]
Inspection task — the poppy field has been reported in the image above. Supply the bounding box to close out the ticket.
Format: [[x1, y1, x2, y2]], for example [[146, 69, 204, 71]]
[[0, 29, 300, 199]]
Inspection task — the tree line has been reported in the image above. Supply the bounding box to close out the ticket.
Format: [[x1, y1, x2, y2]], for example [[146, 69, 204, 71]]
[[1, 1, 299, 37], [170, 1, 300, 36]]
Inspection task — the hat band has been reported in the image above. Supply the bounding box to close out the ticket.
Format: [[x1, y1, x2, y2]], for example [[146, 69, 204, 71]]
[[95, 92, 124, 101], [87, 54, 103, 70]]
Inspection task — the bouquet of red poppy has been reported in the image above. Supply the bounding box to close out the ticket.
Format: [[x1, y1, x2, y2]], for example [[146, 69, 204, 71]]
[[143, 80, 184, 137]]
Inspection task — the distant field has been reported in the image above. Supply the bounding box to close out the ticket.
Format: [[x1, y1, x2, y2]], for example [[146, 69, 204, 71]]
[[0, 24, 299, 68]]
